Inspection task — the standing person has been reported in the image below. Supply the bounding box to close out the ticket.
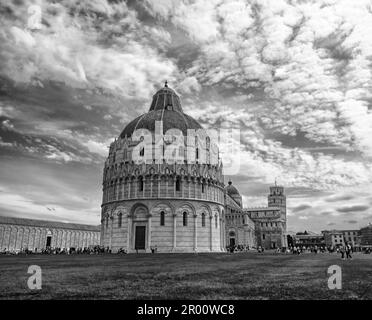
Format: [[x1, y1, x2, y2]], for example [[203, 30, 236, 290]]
[[346, 243, 352, 259], [340, 246, 345, 260]]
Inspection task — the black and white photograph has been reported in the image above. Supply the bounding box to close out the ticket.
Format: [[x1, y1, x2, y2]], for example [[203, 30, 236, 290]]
[[0, 0, 371, 306]]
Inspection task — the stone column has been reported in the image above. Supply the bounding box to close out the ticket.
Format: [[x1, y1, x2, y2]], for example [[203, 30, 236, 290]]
[[109, 215, 114, 250], [128, 179, 131, 199], [158, 176, 161, 198], [14, 227, 18, 250], [135, 178, 138, 198], [0, 226, 4, 250], [127, 214, 132, 251], [193, 214, 198, 252], [147, 214, 152, 251], [220, 218, 224, 251], [188, 177, 191, 198], [172, 213, 177, 252], [209, 216, 213, 251], [166, 177, 169, 197], [33, 228, 37, 250], [143, 176, 146, 198], [194, 179, 197, 199], [173, 176, 176, 197], [150, 177, 153, 198], [19, 228, 24, 249]]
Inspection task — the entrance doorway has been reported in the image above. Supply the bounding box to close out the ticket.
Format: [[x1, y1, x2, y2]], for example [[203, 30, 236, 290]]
[[229, 238, 235, 247], [46, 236, 52, 247], [271, 241, 276, 249], [135, 226, 146, 250]]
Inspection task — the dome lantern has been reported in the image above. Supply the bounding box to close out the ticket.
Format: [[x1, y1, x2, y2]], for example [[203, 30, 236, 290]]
[[149, 82, 182, 113]]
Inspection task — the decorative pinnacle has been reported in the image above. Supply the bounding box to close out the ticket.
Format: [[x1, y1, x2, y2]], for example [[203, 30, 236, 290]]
[[164, 80, 168, 87]]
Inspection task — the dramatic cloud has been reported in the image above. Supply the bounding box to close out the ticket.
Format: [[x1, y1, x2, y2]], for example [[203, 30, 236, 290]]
[[291, 204, 312, 213], [336, 205, 369, 213], [1, 0, 372, 230]]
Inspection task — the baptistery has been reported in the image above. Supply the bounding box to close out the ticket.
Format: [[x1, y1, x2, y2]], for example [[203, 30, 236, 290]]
[[101, 83, 226, 252]]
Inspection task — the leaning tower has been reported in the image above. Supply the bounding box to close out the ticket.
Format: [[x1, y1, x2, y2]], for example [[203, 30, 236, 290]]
[[268, 183, 287, 247]]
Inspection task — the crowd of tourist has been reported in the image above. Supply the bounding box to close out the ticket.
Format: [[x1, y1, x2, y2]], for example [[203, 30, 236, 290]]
[[225, 243, 372, 257], [1, 245, 112, 255], [226, 245, 251, 253], [1, 243, 371, 255]]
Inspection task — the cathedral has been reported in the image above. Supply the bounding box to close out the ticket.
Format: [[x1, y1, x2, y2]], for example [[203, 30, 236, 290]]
[[100, 83, 287, 253]]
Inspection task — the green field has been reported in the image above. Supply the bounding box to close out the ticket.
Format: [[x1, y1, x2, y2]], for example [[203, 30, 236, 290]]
[[0, 252, 371, 299]]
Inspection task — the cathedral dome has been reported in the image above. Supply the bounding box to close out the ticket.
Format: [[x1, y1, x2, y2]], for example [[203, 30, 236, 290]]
[[120, 82, 202, 138], [225, 181, 240, 196]]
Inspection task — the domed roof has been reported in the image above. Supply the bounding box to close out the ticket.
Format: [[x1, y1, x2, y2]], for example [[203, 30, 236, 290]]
[[225, 181, 240, 196], [120, 82, 202, 138]]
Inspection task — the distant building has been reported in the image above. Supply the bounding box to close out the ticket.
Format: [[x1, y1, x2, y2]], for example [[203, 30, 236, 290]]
[[322, 230, 344, 247], [322, 229, 361, 248], [245, 184, 287, 250], [360, 224, 372, 246], [340, 230, 360, 246], [0, 216, 100, 252], [292, 231, 325, 248]]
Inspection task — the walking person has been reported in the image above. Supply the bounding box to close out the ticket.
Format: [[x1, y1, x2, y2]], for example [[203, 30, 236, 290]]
[[340, 246, 345, 260], [346, 243, 352, 259]]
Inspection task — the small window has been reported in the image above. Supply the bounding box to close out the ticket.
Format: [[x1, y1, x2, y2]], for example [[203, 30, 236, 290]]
[[176, 178, 181, 192], [202, 213, 206, 227], [139, 147, 144, 157], [138, 177, 144, 192], [183, 212, 188, 226], [118, 213, 122, 228], [201, 184, 205, 193], [215, 215, 218, 228], [196, 148, 199, 160], [160, 211, 165, 226], [263, 234, 265, 240]]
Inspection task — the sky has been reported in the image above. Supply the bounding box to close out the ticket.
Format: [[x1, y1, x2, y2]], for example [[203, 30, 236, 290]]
[[0, 0, 372, 232]]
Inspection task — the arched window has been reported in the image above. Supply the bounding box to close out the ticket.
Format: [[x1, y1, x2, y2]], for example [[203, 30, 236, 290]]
[[183, 212, 188, 226], [139, 147, 144, 157], [201, 213, 206, 227], [118, 213, 122, 228], [215, 215, 218, 228], [138, 177, 144, 192], [160, 211, 165, 226], [175, 178, 181, 192], [201, 183, 205, 193], [206, 136, 210, 151]]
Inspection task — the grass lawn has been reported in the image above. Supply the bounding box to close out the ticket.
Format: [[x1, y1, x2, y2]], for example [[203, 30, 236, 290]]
[[0, 251, 371, 300]]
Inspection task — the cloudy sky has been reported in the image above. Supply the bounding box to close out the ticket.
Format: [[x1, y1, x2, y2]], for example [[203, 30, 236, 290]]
[[1, 0, 372, 232]]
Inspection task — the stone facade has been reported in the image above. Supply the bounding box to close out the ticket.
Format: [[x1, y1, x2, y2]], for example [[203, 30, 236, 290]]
[[0, 216, 100, 251], [225, 189, 256, 249], [101, 83, 225, 252], [101, 83, 288, 252]]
